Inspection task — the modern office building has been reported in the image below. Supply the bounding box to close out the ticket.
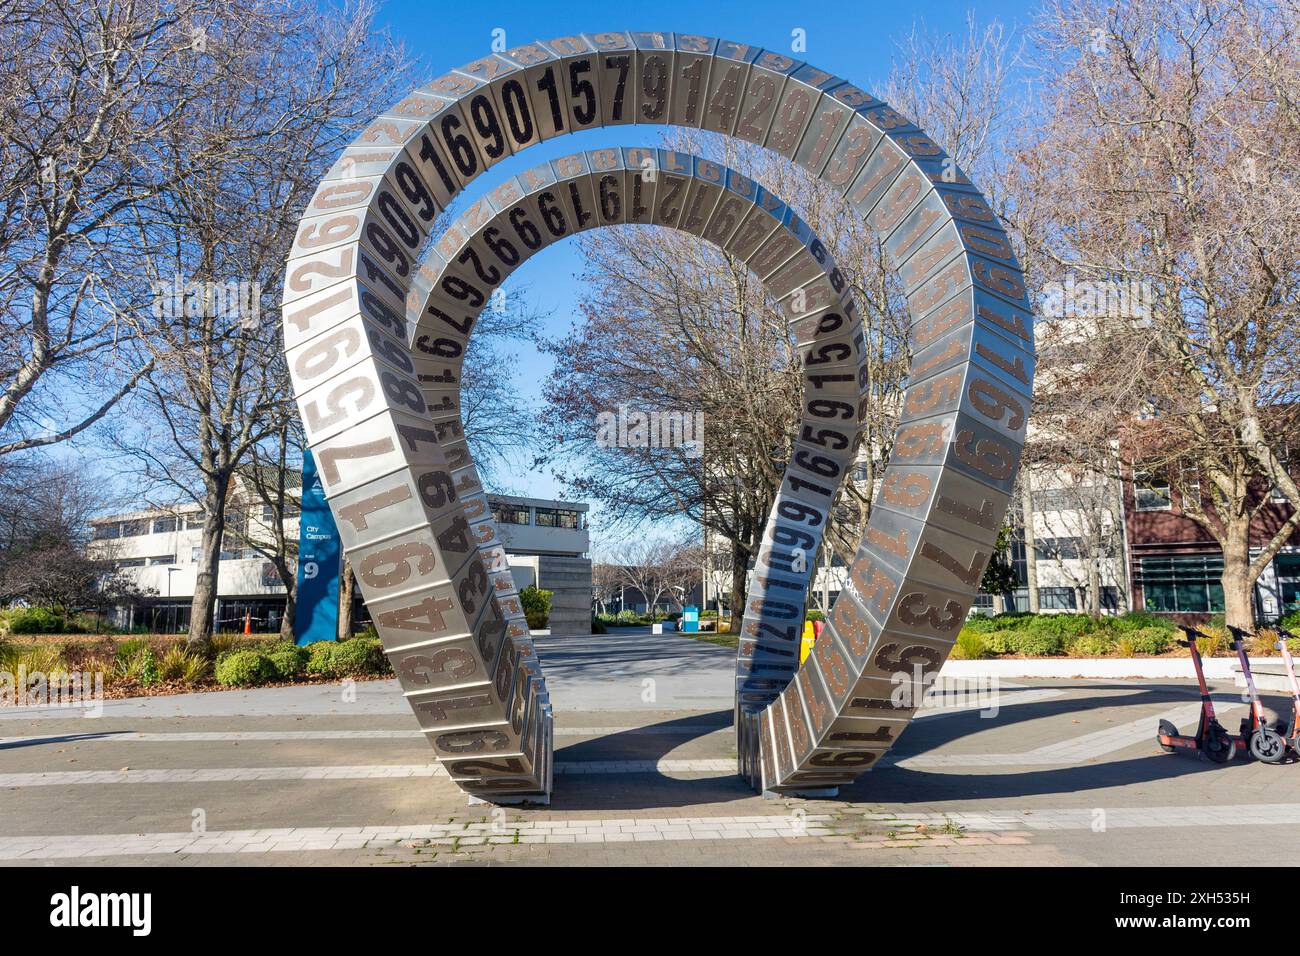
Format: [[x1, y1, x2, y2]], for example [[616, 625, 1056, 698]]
[[88, 485, 592, 635]]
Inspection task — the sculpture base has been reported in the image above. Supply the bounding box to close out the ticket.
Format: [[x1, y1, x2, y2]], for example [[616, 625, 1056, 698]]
[[762, 787, 839, 799], [467, 792, 552, 807]]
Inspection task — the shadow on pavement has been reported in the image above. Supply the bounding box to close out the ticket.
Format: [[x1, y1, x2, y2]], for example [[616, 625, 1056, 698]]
[[0, 731, 126, 751]]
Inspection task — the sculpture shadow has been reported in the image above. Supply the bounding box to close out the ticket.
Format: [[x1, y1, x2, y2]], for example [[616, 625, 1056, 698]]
[[547, 709, 754, 811], [543, 681, 1283, 811], [0, 731, 125, 751]]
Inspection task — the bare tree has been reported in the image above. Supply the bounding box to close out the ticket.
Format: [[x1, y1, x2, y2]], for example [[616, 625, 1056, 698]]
[[610, 537, 682, 620], [116, 1, 412, 649], [1007, 0, 1300, 627], [591, 561, 620, 615], [0, 0, 269, 458], [658, 536, 705, 611]]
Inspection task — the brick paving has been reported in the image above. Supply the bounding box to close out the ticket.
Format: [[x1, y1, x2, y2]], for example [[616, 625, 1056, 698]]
[[4, 631, 1300, 866]]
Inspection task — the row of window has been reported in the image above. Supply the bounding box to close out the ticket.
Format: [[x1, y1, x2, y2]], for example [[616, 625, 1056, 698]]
[[93, 505, 300, 540], [114, 555, 176, 569], [1139, 555, 1224, 613], [114, 548, 260, 570], [972, 587, 1121, 611], [1134, 478, 1289, 512], [488, 504, 586, 530]]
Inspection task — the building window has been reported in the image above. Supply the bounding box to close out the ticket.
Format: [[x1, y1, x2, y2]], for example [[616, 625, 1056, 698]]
[[972, 593, 995, 610], [1034, 537, 1084, 560], [186, 512, 206, 530], [191, 546, 201, 562], [119, 519, 147, 537], [535, 507, 582, 529], [93, 523, 121, 540], [1031, 488, 1074, 512], [116, 558, 146, 568], [1100, 586, 1119, 610], [1139, 555, 1224, 613], [152, 516, 177, 534], [1134, 474, 1171, 511], [148, 555, 176, 566], [491, 503, 530, 525], [1038, 587, 1077, 610]]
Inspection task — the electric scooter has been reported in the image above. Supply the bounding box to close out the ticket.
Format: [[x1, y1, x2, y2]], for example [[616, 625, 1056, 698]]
[[1227, 625, 1289, 763], [1270, 625, 1300, 759], [1157, 626, 1238, 762]]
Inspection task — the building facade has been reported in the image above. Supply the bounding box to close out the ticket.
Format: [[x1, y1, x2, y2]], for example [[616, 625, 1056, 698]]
[[89, 488, 592, 635]]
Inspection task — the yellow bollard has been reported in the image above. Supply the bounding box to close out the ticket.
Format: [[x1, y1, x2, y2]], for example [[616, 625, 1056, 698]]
[[799, 620, 817, 663]]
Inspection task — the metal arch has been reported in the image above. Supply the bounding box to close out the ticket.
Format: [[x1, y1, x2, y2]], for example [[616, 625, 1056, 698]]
[[282, 31, 1037, 799], [287, 146, 865, 796]]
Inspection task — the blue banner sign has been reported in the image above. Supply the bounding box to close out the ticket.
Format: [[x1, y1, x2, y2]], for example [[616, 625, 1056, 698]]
[[292, 449, 341, 646]]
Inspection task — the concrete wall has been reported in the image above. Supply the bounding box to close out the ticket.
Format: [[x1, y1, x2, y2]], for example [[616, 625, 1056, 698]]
[[538, 555, 593, 636]]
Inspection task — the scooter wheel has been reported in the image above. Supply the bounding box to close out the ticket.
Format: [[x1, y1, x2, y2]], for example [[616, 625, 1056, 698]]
[[1204, 730, 1235, 763], [1250, 727, 1289, 764], [1157, 720, 1178, 753]]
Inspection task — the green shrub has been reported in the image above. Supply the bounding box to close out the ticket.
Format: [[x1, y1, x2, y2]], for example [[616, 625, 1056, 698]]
[[982, 630, 1017, 655], [1128, 627, 1172, 655], [591, 617, 607, 634], [992, 611, 1032, 627], [1192, 624, 1229, 657], [954, 629, 988, 660], [214, 650, 273, 686], [520, 586, 552, 629], [159, 645, 209, 684], [806, 609, 825, 622], [265, 642, 308, 679], [962, 612, 998, 633], [304, 640, 339, 676], [700, 609, 719, 619], [114, 638, 147, 663], [1112, 611, 1178, 634], [303, 638, 388, 678], [1073, 633, 1117, 657], [7, 607, 65, 634], [0, 641, 65, 675], [113, 642, 161, 685], [1021, 613, 1095, 643], [330, 637, 388, 676], [1011, 630, 1064, 656]]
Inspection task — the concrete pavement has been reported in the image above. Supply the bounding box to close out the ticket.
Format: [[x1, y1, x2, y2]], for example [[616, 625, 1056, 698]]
[[3, 629, 1300, 866]]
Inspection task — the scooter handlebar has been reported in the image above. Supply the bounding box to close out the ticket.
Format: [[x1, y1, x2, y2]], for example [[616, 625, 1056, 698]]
[[1225, 623, 1252, 644]]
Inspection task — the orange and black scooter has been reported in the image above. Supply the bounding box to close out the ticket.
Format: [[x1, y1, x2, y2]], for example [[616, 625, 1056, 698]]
[[1269, 625, 1300, 760], [1227, 625, 1289, 763], [1157, 627, 1237, 762]]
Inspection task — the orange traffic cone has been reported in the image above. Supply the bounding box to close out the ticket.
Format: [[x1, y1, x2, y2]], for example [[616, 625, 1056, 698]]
[[243, 610, 252, 635]]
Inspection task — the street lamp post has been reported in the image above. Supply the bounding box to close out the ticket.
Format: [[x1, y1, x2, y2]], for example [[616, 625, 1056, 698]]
[[166, 566, 182, 635]]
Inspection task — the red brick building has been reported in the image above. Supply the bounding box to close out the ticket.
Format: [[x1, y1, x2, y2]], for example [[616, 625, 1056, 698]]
[[1122, 474, 1300, 622]]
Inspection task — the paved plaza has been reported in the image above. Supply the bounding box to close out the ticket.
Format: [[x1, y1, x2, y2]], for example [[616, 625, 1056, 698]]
[[3, 630, 1300, 866]]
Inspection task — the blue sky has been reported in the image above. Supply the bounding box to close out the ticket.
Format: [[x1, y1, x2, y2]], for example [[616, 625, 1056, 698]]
[[367, 0, 1039, 541]]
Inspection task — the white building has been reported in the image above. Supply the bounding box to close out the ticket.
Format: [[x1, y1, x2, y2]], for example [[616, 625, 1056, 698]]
[[89, 486, 591, 634]]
